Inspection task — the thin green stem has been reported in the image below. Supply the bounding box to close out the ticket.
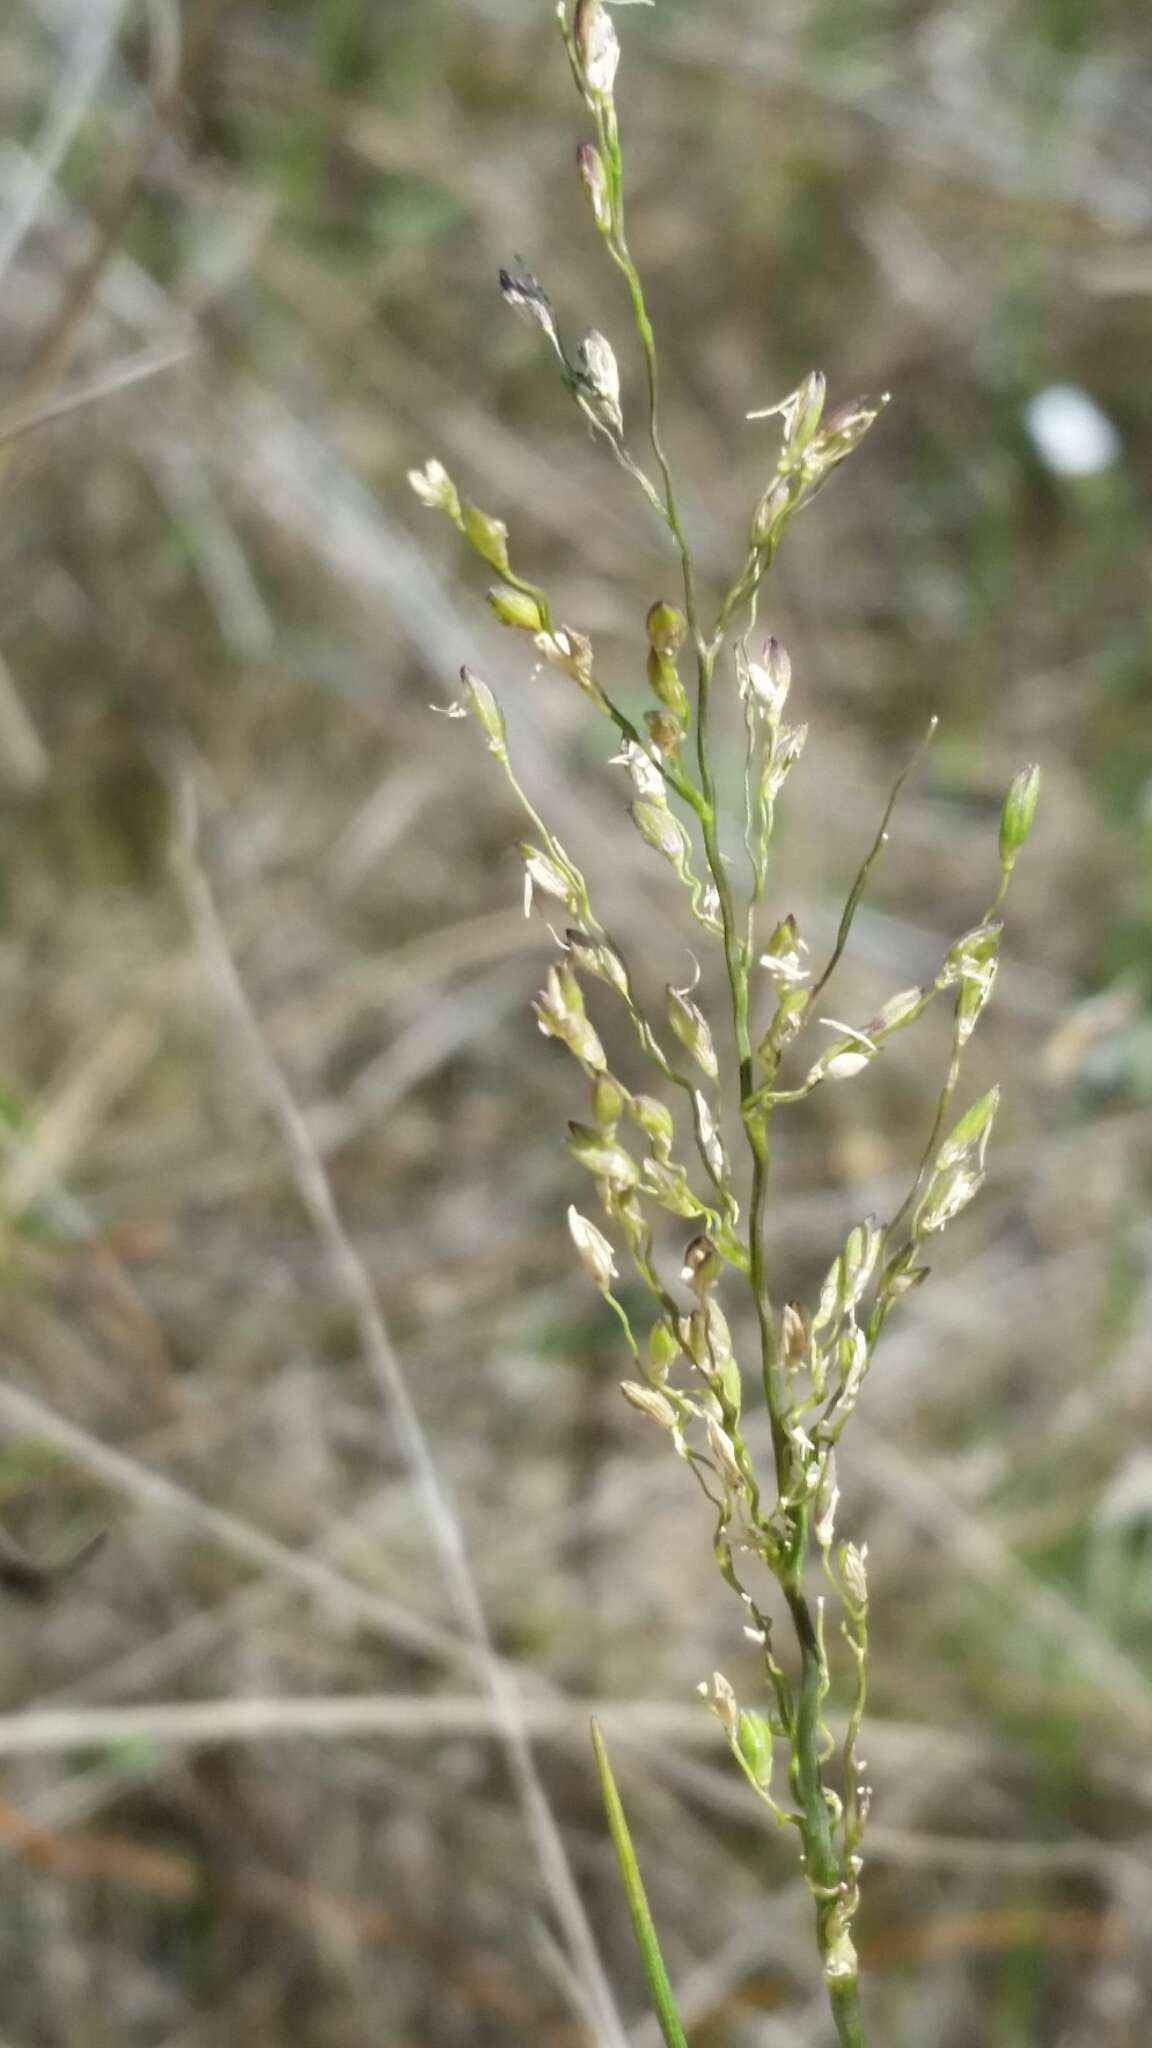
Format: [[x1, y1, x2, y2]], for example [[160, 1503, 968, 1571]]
[[785, 1585, 838, 1886], [576, 44, 871, 2047], [596, 92, 769, 1303], [783, 1580, 865, 2038], [828, 1976, 869, 2048], [602, 694, 706, 818], [809, 716, 938, 1009], [503, 569, 705, 816], [884, 1029, 961, 1250], [594, 102, 703, 658]]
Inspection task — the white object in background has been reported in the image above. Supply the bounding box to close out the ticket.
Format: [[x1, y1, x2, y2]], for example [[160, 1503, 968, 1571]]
[[1024, 383, 1121, 477]]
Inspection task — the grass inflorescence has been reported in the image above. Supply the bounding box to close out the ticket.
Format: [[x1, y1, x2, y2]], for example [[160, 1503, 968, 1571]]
[[412, 4, 1039, 2039]]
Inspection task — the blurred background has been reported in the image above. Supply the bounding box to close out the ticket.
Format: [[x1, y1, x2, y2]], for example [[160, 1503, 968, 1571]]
[[0, 0, 1150, 2042]]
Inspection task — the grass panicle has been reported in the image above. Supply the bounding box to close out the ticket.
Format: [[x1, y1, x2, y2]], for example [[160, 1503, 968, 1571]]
[[413, 4, 1039, 2039]]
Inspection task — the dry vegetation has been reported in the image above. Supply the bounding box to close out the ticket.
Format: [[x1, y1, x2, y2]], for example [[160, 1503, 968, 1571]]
[[0, 1, 1150, 2043]]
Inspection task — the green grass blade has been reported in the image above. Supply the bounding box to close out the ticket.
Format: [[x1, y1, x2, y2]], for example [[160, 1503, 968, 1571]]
[[590, 1718, 689, 2048]]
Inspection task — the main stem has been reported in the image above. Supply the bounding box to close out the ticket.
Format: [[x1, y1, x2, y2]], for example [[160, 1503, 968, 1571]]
[[786, 1582, 866, 2045], [601, 90, 868, 2048], [829, 1978, 869, 2048], [674, 349, 871, 2048]]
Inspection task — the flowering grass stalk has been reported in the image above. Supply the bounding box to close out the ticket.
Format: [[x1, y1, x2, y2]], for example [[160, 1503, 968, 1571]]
[[411, 4, 1040, 2040]]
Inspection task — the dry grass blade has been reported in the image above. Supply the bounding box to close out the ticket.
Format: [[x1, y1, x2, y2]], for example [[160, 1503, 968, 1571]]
[[0, 337, 194, 449], [0, 0, 132, 292]]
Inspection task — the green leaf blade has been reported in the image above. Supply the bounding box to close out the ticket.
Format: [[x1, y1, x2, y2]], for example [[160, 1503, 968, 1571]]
[[590, 1719, 689, 2048]]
